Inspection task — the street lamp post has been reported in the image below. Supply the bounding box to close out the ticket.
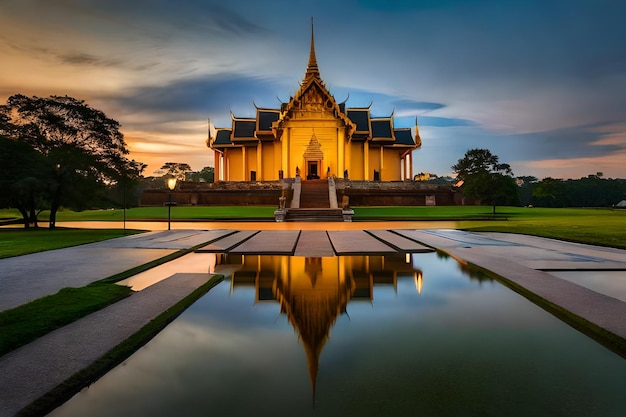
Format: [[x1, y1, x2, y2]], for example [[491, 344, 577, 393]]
[[167, 177, 177, 230]]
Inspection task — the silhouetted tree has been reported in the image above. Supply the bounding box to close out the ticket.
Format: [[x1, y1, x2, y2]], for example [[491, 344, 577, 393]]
[[154, 162, 192, 181], [452, 149, 520, 214], [186, 166, 214, 182], [517, 176, 539, 206], [0, 94, 145, 228]]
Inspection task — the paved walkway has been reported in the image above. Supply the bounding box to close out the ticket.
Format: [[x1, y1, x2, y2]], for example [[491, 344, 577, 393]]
[[1, 228, 625, 417]]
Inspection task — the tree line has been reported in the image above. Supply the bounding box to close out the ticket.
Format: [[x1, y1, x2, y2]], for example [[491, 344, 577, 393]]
[[451, 149, 625, 211], [519, 175, 626, 208]]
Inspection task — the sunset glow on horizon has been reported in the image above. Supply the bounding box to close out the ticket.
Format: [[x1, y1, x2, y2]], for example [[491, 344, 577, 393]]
[[2, 0, 625, 179]]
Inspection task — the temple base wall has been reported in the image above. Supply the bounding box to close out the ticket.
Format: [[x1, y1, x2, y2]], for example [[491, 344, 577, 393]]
[[140, 180, 461, 207]]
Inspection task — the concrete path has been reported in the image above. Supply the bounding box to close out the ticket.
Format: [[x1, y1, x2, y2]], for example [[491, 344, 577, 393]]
[[1, 227, 625, 417]]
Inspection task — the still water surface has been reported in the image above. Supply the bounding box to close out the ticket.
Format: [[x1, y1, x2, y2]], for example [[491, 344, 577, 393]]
[[49, 253, 625, 417]]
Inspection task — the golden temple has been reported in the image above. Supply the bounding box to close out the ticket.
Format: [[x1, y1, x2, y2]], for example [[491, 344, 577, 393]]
[[207, 20, 421, 182]]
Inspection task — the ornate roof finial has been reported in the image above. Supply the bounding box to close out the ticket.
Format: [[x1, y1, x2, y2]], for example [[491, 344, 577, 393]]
[[304, 17, 320, 81]]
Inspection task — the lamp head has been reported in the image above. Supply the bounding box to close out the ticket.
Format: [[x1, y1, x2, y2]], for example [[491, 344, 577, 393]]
[[167, 177, 177, 190]]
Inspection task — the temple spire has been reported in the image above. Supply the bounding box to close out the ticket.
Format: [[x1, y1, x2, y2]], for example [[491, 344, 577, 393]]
[[304, 17, 320, 81]]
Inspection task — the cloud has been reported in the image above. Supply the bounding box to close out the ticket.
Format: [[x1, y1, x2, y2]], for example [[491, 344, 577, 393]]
[[419, 116, 476, 128], [109, 74, 286, 125]]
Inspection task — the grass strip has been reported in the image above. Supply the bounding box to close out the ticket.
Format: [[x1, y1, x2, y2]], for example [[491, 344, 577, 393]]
[[0, 228, 145, 259], [0, 285, 132, 357], [16, 274, 224, 417]]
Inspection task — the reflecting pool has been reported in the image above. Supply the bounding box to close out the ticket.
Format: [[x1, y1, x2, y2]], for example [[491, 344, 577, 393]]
[[49, 253, 625, 417]]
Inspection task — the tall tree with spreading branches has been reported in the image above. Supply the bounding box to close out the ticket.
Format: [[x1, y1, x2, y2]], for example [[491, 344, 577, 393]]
[[452, 148, 520, 214], [154, 162, 192, 181], [0, 94, 145, 228]]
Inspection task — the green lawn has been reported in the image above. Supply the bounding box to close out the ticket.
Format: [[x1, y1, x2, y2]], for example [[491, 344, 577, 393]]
[[48, 206, 277, 221], [352, 205, 507, 219], [457, 207, 626, 249], [0, 228, 144, 259]]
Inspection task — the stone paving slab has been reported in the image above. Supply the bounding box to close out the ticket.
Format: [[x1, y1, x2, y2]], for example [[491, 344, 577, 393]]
[[195, 230, 259, 252], [479, 232, 626, 265], [0, 273, 216, 417], [412, 229, 519, 246], [452, 245, 626, 270], [327, 231, 397, 255], [92, 230, 234, 249], [229, 230, 301, 254], [480, 232, 626, 270], [400, 230, 626, 270], [294, 231, 336, 257], [368, 230, 434, 252]]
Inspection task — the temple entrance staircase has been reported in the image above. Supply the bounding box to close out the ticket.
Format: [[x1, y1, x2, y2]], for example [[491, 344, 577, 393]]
[[286, 179, 343, 222]]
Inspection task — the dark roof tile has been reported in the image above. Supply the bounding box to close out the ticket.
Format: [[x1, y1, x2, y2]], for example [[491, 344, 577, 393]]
[[258, 110, 279, 131], [393, 128, 414, 145], [213, 129, 232, 145], [233, 120, 256, 138], [347, 109, 371, 133], [371, 119, 393, 139]]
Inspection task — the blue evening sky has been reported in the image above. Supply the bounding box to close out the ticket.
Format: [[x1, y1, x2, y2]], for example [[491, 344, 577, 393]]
[[1, 0, 625, 178]]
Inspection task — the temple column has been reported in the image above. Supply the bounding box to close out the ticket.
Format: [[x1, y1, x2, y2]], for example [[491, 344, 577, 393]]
[[214, 150, 221, 182], [225, 153, 229, 181], [409, 151, 413, 180], [379, 146, 384, 181], [402, 154, 406, 180], [257, 141, 263, 180], [364, 140, 369, 180], [242, 146, 247, 181], [345, 137, 351, 178], [337, 128, 344, 177], [282, 129, 290, 177]]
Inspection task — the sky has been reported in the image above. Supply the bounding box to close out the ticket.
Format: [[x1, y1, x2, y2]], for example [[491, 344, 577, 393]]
[[1, 0, 625, 179]]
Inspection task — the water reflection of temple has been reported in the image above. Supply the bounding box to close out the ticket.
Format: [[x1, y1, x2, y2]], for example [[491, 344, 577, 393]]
[[212, 254, 424, 398]]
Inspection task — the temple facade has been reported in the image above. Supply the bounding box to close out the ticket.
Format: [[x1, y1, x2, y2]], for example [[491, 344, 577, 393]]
[[207, 23, 421, 182]]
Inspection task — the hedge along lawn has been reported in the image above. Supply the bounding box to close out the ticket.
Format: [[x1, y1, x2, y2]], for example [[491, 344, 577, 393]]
[[0, 228, 145, 259], [458, 207, 626, 249]]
